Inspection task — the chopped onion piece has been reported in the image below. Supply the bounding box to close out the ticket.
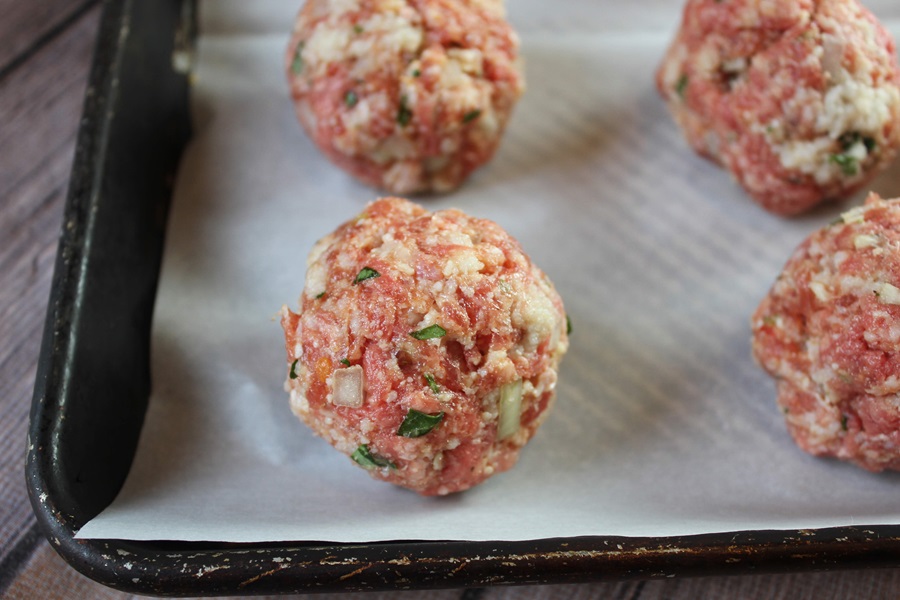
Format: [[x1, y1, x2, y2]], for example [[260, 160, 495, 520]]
[[821, 35, 845, 82], [497, 379, 523, 440], [875, 282, 900, 305], [333, 364, 364, 407]]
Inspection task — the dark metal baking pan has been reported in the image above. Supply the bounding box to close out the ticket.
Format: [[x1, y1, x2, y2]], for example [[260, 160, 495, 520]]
[[25, 0, 900, 595]]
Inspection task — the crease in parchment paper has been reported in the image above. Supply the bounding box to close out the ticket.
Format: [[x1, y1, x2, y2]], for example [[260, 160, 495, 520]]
[[77, 0, 900, 543]]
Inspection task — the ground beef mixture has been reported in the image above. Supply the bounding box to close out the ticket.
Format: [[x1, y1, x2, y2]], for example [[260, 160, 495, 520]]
[[657, 0, 900, 215], [753, 193, 900, 471], [286, 0, 524, 194], [282, 197, 568, 494]]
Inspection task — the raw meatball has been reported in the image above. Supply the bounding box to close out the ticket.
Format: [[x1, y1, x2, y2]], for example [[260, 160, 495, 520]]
[[752, 193, 900, 471], [281, 197, 568, 495], [657, 0, 900, 216], [285, 0, 524, 194]]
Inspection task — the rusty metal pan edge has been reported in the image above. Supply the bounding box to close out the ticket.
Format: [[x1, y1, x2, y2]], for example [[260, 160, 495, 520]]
[[25, 0, 900, 595], [23, 527, 900, 595]]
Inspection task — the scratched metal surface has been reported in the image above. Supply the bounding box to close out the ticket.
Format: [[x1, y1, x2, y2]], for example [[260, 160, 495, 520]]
[[6, 0, 900, 597]]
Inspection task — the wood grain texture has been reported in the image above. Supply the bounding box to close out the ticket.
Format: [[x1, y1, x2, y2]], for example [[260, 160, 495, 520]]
[[0, 1, 897, 598], [0, 0, 98, 76], [0, 1, 101, 590]]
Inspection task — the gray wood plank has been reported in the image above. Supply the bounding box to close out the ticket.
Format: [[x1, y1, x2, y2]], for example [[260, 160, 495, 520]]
[[0, 3, 100, 584], [0, 0, 98, 76], [0, 8, 100, 201]]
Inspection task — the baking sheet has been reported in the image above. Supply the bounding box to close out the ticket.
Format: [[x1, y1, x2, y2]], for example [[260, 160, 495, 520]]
[[78, 0, 900, 543]]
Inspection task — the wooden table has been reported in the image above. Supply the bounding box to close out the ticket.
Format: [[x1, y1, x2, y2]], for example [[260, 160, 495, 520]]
[[1, 1, 899, 597]]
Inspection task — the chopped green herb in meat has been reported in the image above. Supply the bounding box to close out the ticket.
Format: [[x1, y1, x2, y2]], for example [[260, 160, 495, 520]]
[[289, 359, 299, 380], [675, 74, 688, 99], [291, 42, 305, 75], [345, 90, 358, 108], [397, 96, 413, 126], [830, 153, 858, 176], [838, 131, 876, 153], [351, 444, 396, 469], [410, 324, 446, 340], [462, 109, 482, 123], [354, 266, 380, 284], [397, 409, 445, 438], [424, 373, 440, 393]]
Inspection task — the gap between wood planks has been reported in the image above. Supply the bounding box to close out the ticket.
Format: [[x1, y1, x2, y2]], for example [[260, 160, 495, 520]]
[[0, 0, 100, 83]]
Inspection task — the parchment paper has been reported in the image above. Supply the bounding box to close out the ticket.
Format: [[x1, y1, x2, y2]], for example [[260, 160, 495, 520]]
[[78, 0, 900, 543]]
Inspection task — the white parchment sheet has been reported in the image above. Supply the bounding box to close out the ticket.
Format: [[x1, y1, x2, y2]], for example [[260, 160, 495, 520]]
[[78, 0, 900, 542]]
